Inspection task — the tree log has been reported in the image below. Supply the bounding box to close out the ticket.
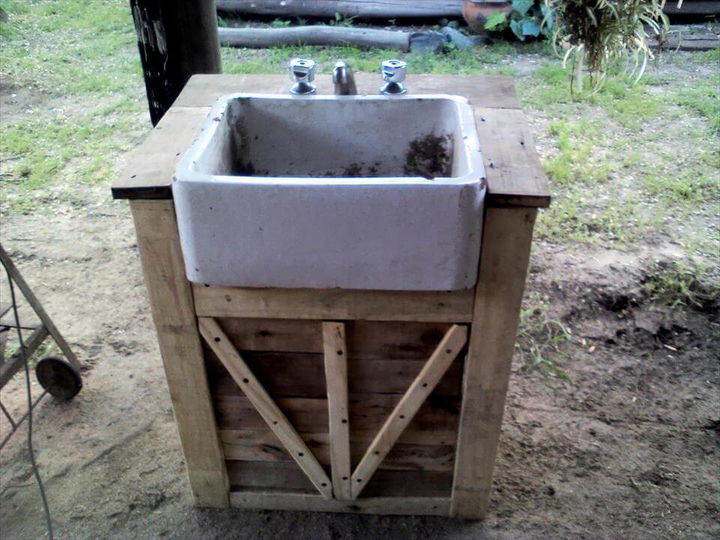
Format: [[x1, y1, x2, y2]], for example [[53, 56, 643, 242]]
[[216, 0, 463, 19], [219, 25, 411, 50], [130, 0, 222, 126]]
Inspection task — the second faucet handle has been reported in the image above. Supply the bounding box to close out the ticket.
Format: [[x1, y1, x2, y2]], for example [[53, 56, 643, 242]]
[[380, 59, 407, 95], [289, 58, 317, 95]]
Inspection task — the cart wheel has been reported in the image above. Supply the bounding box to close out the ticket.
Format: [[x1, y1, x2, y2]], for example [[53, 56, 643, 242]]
[[35, 356, 82, 400]]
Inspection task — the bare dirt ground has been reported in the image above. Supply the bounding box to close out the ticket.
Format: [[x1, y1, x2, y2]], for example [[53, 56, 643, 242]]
[[1, 65, 719, 540]]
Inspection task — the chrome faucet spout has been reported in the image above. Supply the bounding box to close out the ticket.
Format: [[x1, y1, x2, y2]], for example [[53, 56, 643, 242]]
[[333, 61, 357, 95]]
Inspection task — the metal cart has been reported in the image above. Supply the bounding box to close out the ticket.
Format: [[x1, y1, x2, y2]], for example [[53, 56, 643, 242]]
[[0, 243, 82, 449]]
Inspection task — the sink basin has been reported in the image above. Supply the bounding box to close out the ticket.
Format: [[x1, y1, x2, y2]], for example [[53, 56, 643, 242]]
[[173, 93, 485, 290]]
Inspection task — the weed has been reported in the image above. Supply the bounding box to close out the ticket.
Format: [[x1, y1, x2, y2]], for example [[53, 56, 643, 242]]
[[517, 299, 571, 381], [642, 259, 720, 313]]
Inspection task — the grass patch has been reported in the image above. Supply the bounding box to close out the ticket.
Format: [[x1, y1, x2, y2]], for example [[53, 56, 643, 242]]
[[673, 74, 720, 134], [642, 259, 720, 313], [222, 43, 518, 76], [517, 299, 571, 382]]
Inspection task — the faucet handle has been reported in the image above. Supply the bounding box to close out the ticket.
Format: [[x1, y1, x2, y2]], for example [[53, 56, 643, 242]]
[[380, 59, 407, 95], [289, 58, 317, 95]]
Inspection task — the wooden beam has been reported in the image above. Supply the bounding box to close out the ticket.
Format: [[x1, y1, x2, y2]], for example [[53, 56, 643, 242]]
[[199, 317, 333, 498], [129, 0, 221, 126], [193, 284, 475, 322], [216, 0, 464, 19], [351, 324, 467, 499], [450, 207, 537, 519], [322, 322, 351, 500], [230, 491, 450, 515], [130, 200, 229, 507], [219, 26, 410, 50]]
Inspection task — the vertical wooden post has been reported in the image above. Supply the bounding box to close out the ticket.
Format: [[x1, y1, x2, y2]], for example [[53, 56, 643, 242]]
[[129, 0, 221, 126], [130, 200, 229, 507], [450, 207, 537, 519]]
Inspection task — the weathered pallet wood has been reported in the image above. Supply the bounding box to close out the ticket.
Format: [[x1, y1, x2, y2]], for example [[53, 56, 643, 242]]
[[351, 325, 467, 498], [220, 430, 455, 471], [213, 394, 461, 434], [227, 461, 454, 497], [194, 284, 475, 322], [230, 491, 450, 516], [322, 322, 352, 499], [200, 317, 333, 498], [205, 350, 464, 398], [213, 318, 452, 359]]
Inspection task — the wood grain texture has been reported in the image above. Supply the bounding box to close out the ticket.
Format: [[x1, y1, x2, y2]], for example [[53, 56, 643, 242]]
[[129, 200, 228, 507], [220, 430, 455, 471], [450, 207, 538, 519], [193, 284, 475, 322], [227, 461, 453, 498], [199, 317, 333, 498], [230, 491, 450, 516], [351, 325, 467, 499], [212, 318, 451, 359], [217, 0, 464, 18], [112, 107, 210, 199], [205, 349, 463, 398], [475, 107, 551, 208], [322, 322, 352, 499], [213, 394, 461, 436], [112, 73, 552, 209]]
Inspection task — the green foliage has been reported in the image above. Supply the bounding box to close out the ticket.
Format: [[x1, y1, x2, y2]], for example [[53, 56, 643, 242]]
[[484, 0, 555, 41], [643, 260, 720, 312], [329, 13, 357, 27], [270, 18, 291, 28], [517, 299, 571, 382], [548, 0, 669, 91]]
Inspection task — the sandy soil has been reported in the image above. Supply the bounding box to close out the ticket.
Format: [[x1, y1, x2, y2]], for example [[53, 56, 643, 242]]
[[1, 64, 718, 540]]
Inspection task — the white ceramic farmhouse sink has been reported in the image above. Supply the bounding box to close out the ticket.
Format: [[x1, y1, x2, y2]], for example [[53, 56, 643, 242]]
[[173, 93, 485, 290]]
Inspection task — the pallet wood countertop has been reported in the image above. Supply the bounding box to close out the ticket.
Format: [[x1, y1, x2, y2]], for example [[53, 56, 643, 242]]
[[112, 73, 550, 208], [112, 74, 550, 519]]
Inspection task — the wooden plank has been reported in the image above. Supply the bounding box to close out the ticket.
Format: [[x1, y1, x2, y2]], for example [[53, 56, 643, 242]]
[[0, 244, 79, 370], [227, 461, 453, 498], [129, 200, 228, 507], [206, 349, 463, 398], [351, 325, 467, 499], [213, 394, 461, 435], [230, 491, 450, 516], [220, 430, 455, 471], [322, 322, 352, 499], [214, 318, 451, 359], [451, 207, 538, 519], [216, 0, 464, 18], [199, 317, 333, 498], [111, 107, 211, 199], [474, 107, 551, 208], [221, 428, 457, 448], [173, 74, 520, 110], [194, 284, 475, 322], [114, 74, 550, 209]]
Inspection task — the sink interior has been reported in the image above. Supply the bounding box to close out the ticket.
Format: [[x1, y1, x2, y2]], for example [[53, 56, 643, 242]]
[[193, 95, 473, 180]]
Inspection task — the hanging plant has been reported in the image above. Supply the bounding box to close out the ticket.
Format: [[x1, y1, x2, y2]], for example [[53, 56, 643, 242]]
[[547, 0, 670, 95], [483, 0, 555, 41]]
